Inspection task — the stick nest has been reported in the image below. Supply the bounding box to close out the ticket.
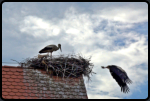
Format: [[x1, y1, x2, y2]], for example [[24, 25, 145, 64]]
[[19, 54, 96, 80]]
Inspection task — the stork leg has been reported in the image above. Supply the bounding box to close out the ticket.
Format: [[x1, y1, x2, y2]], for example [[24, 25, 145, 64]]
[[47, 66, 48, 72], [51, 52, 52, 60]]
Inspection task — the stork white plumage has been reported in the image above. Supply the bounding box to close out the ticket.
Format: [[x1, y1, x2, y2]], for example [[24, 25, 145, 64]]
[[39, 44, 62, 59]]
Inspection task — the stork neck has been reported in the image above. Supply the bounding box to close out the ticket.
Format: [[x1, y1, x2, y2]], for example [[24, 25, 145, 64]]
[[57, 46, 60, 49], [58, 45, 61, 49]]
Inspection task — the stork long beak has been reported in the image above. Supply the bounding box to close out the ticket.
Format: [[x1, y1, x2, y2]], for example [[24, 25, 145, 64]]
[[101, 66, 109, 69]]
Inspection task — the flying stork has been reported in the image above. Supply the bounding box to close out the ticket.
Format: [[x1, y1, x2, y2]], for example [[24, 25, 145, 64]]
[[39, 44, 62, 59], [101, 65, 132, 93]]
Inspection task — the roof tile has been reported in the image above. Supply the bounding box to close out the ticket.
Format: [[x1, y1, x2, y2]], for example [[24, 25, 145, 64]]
[[17, 75, 24, 79], [7, 78, 15, 82], [19, 89, 25, 93], [6, 71, 14, 75], [2, 88, 11, 92], [9, 68, 17, 72], [11, 82, 18, 86], [12, 96, 20, 99], [19, 96, 26, 99], [2, 81, 5, 85], [14, 85, 22, 89], [12, 89, 18, 93], [25, 89, 32, 93], [4, 82, 12, 86], [10, 75, 18, 79], [25, 96, 33, 99], [22, 93, 29, 97], [30, 93, 36, 97], [2, 85, 8, 89], [2, 92, 8, 96], [15, 92, 23, 96], [2, 78, 7, 82], [14, 78, 21, 82], [32, 96, 40, 99], [9, 92, 16, 96], [2, 71, 7, 75], [13, 72, 23, 76], [16, 69, 23, 72], [2, 96, 6, 99], [2, 74, 11, 78], [3, 95, 13, 99], [8, 85, 15, 89], [2, 68, 10, 71], [18, 82, 24, 86]]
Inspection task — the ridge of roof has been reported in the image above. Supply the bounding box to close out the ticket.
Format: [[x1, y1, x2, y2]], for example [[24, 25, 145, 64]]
[[2, 65, 22, 68]]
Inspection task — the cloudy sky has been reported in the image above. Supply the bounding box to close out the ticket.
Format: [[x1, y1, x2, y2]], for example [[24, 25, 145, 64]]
[[2, 2, 148, 99]]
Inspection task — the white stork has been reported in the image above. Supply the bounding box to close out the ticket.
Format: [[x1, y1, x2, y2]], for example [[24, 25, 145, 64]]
[[101, 65, 132, 93], [39, 44, 62, 59]]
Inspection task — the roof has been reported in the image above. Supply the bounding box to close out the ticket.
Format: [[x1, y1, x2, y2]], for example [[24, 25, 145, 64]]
[[2, 65, 88, 99]]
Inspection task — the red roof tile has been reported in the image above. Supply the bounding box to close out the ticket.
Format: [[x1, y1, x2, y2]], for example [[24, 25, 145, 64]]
[[2, 65, 88, 99]]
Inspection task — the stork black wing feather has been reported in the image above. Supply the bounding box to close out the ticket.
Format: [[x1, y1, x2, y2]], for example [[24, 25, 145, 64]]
[[110, 71, 130, 93], [39, 47, 52, 53], [109, 65, 132, 84]]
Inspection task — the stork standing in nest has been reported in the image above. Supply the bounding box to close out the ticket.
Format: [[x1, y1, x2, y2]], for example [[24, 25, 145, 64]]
[[39, 44, 62, 59]]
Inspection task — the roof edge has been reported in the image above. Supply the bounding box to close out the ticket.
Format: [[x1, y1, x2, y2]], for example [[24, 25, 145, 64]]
[[2, 65, 22, 68]]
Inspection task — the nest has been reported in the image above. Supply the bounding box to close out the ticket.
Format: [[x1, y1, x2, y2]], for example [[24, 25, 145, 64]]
[[18, 54, 95, 81]]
